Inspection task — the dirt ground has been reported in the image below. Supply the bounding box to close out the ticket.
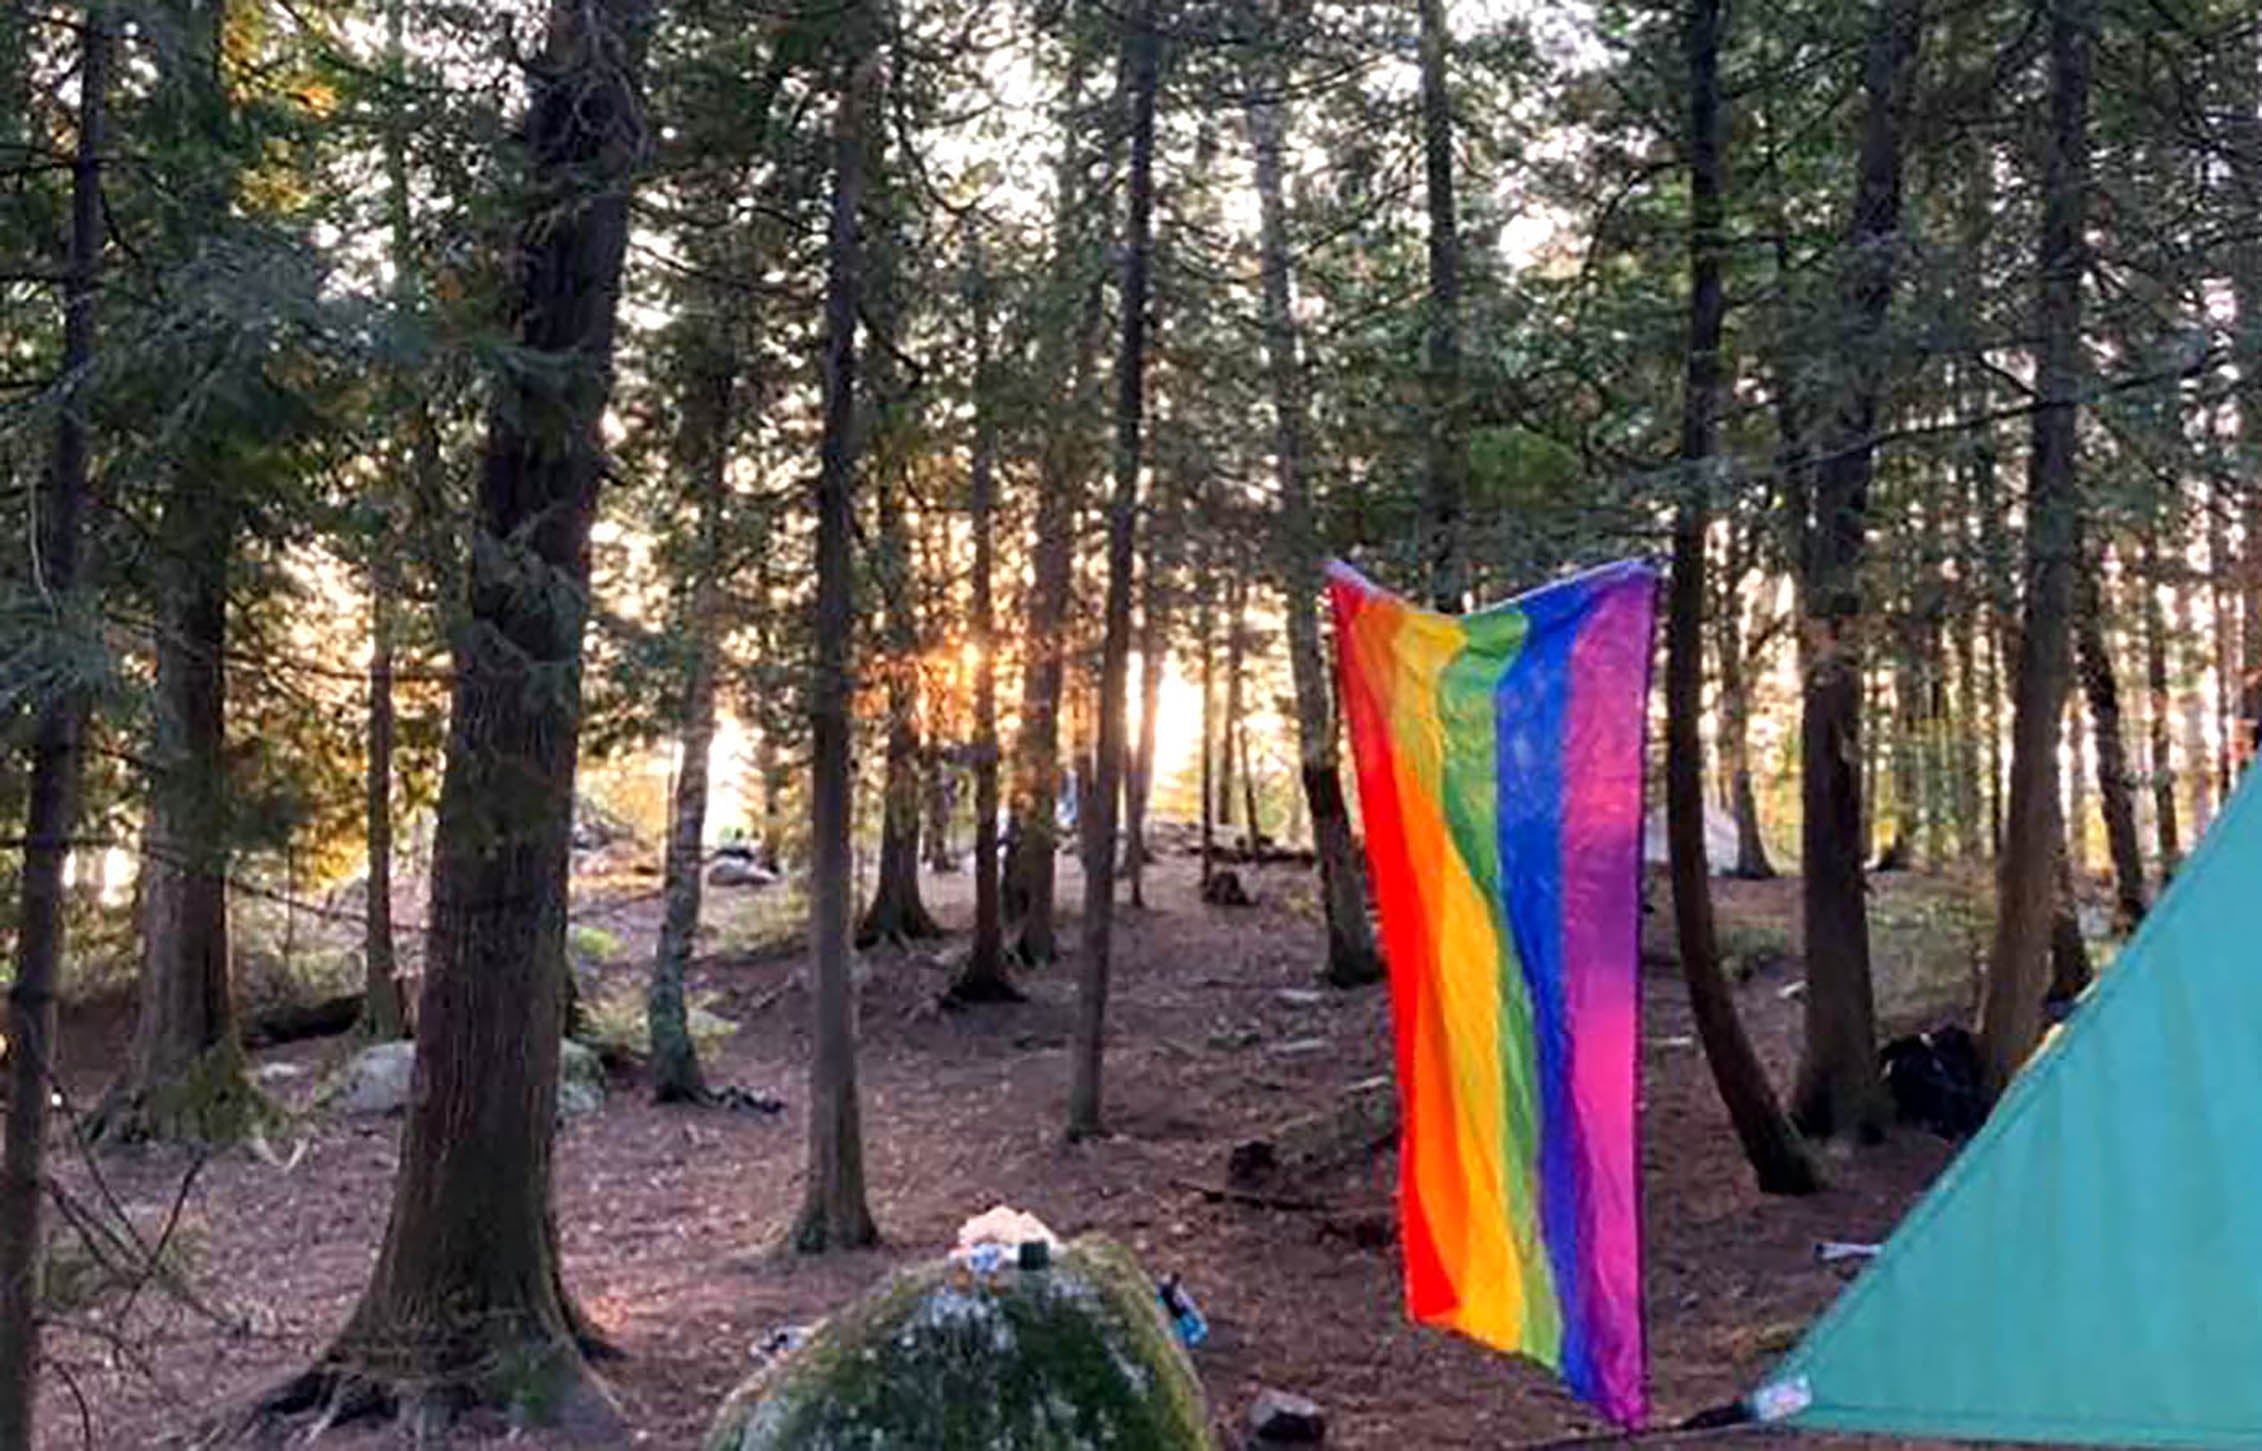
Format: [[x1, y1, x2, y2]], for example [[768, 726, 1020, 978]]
[[33, 851, 1971, 1450]]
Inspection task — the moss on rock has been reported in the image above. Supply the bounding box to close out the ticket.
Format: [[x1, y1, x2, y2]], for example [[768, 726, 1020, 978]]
[[703, 1236, 1213, 1451]]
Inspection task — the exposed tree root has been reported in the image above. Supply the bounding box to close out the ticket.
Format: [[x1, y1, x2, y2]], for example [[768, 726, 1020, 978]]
[[85, 1046, 277, 1148], [245, 1324, 625, 1445], [942, 967, 1026, 1006]]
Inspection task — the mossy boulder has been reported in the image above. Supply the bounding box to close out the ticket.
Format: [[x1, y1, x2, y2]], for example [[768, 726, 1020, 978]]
[[702, 1235, 1214, 1451], [325, 1039, 606, 1119]]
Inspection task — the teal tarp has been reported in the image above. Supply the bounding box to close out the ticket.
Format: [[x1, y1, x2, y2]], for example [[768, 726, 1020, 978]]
[[1753, 767, 2262, 1447]]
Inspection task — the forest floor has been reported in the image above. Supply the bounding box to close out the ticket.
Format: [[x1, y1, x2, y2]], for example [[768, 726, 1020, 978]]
[[33, 840, 1992, 1450]]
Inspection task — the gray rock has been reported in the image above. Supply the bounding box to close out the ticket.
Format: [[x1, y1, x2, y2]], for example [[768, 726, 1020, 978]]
[[326, 1039, 604, 1119], [1247, 1388, 1326, 1445], [702, 1235, 1211, 1451], [557, 1038, 605, 1119], [329, 1041, 416, 1115], [709, 857, 778, 888]]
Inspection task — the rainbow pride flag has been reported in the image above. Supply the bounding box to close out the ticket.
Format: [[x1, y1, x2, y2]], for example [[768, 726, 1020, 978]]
[[1326, 558, 1655, 1428]]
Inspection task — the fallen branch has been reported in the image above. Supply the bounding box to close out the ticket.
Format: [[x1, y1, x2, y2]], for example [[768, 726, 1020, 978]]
[[1169, 1176, 1334, 1213]]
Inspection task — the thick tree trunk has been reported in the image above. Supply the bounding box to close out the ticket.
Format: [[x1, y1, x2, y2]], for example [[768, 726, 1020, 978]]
[[1671, 0, 1817, 1194], [264, 0, 653, 1420], [1417, 0, 1466, 610], [858, 252, 939, 946], [1982, 0, 2091, 1100], [649, 348, 734, 1104], [794, 30, 881, 1251], [1790, 0, 1920, 1144], [1003, 39, 1107, 965], [108, 0, 252, 1134], [0, 16, 107, 1438], [1247, 80, 1380, 987], [2071, 543, 2145, 931], [1069, 0, 1158, 1140], [951, 240, 1016, 1003], [101, 488, 258, 1144]]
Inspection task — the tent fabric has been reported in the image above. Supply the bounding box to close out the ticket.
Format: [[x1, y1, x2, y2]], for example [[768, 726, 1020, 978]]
[[1326, 558, 1656, 1428], [1753, 764, 2262, 1447]]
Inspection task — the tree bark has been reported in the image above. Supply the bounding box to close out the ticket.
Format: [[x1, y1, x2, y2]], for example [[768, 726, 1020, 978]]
[[2176, 557, 2212, 837], [1790, 0, 1921, 1144], [1069, 0, 1158, 1140], [359, 0, 426, 1045], [264, 0, 653, 1420], [103, 488, 257, 1143], [1218, 569, 1246, 837], [1198, 583, 1216, 891], [1982, 0, 2092, 1101], [362, 545, 408, 1042], [951, 238, 1017, 1003], [923, 747, 956, 874], [1712, 568, 1775, 879], [794, 27, 881, 1252], [857, 520, 941, 945], [1123, 554, 1165, 906], [1417, 0, 1466, 610], [2074, 540, 2146, 931], [649, 344, 735, 1104], [1003, 34, 1107, 965], [0, 13, 107, 1438], [1247, 77, 1381, 987], [1670, 0, 1817, 1195]]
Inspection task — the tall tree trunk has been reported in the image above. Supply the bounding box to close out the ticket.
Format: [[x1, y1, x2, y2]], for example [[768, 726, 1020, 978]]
[[1240, 728, 1261, 845], [2065, 694, 2089, 870], [1123, 556, 1165, 906], [794, 28, 881, 1251], [1069, 0, 1158, 1140], [923, 749, 956, 873], [1713, 576, 1775, 879], [2212, 472, 2238, 797], [1003, 37, 1108, 965], [648, 345, 735, 1105], [1218, 570, 1246, 836], [360, 0, 426, 1044], [858, 237, 939, 946], [952, 238, 1016, 1002], [1417, 0, 1465, 610], [1198, 584, 1217, 892], [2075, 543, 2145, 931], [2235, 26, 2262, 778], [1951, 537, 1985, 861], [362, 547, 407, 1041], [1671, 0, 1817, 1194], [0, 14, 108, 1438], [858, 638, 940, 945], [264, 0, 653, 1420], [102, 488, 256, 1143], [757, 728, 787, 868], [1981, 0, 2092, 1100], [1247, 77, 1380, 986], [2177, 560, 2213, 837], [1790, 0, 1921, 1144]]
